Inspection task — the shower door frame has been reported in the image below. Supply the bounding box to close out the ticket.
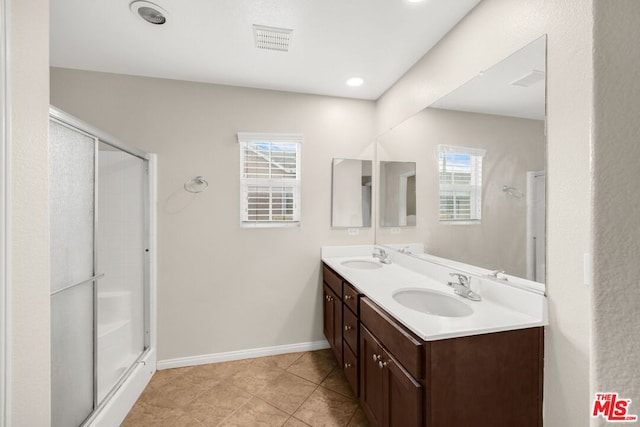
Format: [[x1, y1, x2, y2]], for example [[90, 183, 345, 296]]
[[49, 107, 157, 427], [0, 0, 10, 426]]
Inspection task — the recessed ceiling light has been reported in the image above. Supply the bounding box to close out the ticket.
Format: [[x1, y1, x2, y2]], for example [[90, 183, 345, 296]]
[[130, 1, 168, 25], [346, 77, 364, 87], [406, 0, 426, 3]]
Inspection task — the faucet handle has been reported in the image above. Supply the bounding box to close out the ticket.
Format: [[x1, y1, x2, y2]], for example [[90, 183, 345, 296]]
[[373, 248, 387, 257], [487, 269, 508, 281], [449, 272, 470, 286]]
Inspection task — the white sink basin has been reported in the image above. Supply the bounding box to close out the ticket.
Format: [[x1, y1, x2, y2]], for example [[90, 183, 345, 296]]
[[393, 289, 474, 317], [341, 260, 382, 270]]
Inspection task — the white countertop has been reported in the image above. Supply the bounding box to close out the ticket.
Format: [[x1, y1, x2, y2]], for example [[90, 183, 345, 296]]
[[322, 248, 548, 342]]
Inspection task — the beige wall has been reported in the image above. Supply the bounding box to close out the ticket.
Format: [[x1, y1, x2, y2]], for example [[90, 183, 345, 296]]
[[592, 1, 640, 424], [11, 0, 51, 424], [50, 68, 376, 361], [376, 0, 593, 425], [377, 108, 544, 278]]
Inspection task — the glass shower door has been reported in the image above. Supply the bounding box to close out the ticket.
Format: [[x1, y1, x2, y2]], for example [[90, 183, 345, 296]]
[[96, 143, 147, 402], [50, 111, 151, 427], [49, 120, 97, 427]]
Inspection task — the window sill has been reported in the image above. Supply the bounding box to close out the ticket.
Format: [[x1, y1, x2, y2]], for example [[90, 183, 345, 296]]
[[439, 220, 481, 225], [241, 221, 301, 229]]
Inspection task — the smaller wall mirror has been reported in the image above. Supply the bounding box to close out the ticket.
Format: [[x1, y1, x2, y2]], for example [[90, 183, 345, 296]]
[[331, 159, 372, 227], [379, 161, 417, 227]]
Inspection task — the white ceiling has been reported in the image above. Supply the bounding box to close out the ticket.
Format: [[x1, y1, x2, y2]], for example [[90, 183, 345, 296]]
[[430, 36, 546, 120], [50, 0, 481, 100]]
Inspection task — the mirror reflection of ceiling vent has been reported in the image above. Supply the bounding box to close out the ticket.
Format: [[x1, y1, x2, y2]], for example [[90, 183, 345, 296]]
[[510, 70, 546, 87], [253, 25, 293, 52]]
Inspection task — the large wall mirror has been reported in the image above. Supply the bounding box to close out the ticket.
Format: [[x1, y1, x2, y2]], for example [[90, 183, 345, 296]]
[[332, 158, 373, 228], [376, 35, 547, 283]]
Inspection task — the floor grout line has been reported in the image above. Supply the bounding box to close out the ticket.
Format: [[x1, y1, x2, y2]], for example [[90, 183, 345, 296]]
[[213, 393, 255, 427], [287, 382, 321, 423]]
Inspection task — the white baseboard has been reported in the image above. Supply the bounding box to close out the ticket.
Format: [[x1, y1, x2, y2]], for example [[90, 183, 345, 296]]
[[157, 340, 330, 370]]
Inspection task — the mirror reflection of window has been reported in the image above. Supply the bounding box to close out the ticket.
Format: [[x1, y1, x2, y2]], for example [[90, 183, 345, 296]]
[[438, 145, 486, 223]]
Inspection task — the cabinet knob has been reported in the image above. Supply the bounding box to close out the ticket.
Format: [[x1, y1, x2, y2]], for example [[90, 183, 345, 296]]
[[344, 363, 352, 369], [372, 354, 381, 362], [344, 325, 352, 331], [378, 360, 388, 369], [344, 295, 352, 300]]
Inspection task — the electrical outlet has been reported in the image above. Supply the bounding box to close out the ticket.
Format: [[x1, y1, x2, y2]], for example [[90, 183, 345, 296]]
[[347, 228, 359, 236]]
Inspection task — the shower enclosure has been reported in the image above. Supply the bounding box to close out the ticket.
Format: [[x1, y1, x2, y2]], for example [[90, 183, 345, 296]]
[[49, 107, 156, 427]]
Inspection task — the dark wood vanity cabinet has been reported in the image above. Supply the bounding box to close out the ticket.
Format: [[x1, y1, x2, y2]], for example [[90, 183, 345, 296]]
[[425, 327, 544, 427], [342, 281, 360, 393], [322, 283, 342, 364], [321, 262, 543, 427], [360, 297, 423, 427], [322, 265, 361, 395], [360, 325, 423, 427]]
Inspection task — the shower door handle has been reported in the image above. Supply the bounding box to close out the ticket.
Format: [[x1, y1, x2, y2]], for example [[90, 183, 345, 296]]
[[50, 273, 105, 296]]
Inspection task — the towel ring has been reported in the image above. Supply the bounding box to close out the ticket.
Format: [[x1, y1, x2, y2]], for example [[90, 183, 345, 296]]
[[502, 185, 524, 198], [184, 176, 209, 193]]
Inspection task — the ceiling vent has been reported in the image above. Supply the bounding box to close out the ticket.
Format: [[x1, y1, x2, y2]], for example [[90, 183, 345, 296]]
[[253, 25, 293, 52], [510, 70, 545, 87]]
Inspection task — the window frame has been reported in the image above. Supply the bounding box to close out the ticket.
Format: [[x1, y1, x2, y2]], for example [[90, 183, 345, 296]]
[[437, 144, 486, 224], [238, 132, 302, 228]]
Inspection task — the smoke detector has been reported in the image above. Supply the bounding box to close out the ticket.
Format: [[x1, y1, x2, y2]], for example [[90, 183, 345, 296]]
[[253, 25, 293, 52], [510, 70, 545, 87], [130, 1, 168, 25]]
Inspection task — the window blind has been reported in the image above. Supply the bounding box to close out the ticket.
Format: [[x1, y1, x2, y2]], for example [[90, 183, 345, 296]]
[[438, 145, 486, 222], [238, 133, 302, 227]]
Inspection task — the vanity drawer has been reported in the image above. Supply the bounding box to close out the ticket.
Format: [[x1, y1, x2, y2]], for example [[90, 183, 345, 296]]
[[343, 282, 359, 315], [322, 264, 343, 297], [343, 345, 358, 396], [343, 306, 358, 353], [360, 297, 423, 380]]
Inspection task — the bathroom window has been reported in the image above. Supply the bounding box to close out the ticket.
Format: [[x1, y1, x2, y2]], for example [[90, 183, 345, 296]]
[[238, 132, 302, 227], [438, 145, 486, 223]]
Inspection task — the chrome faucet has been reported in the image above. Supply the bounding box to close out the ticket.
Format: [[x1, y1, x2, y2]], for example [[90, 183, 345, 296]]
[[373, 248, 392, 264], [447, 273, 481, 301], [398, 246, 412, 254]]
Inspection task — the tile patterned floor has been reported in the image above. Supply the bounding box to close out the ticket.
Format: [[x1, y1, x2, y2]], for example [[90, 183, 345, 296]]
[[122, 349, 371, 427]]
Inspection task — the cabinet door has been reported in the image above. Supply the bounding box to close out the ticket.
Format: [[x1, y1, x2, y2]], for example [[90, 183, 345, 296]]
[[360, 326, 384, 426], [382, 350, 422, 427], [323, 284, 342, 364]]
